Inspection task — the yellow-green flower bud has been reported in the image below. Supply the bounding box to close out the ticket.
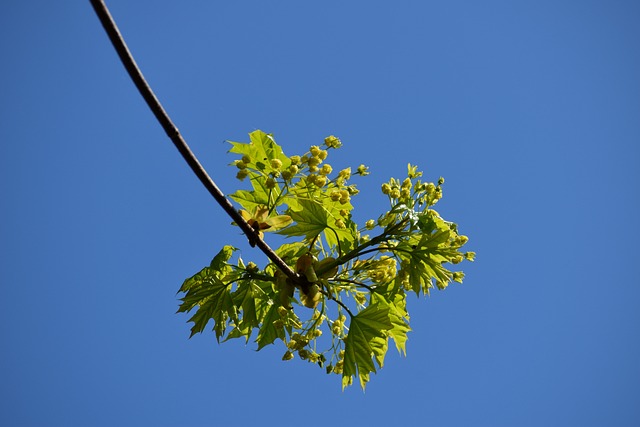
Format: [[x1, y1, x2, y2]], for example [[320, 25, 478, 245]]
[[290, 155, 301, 165], [319, 164, 333, 176], [235, 160, 247, 169], [335, 219, 346, 229], [330, 191, 341, 201], [281, 170, 292, 181], [365, 219, 375, 230], [309, 165, 319, 173], [324, 135, 342, 148], [354, 292, 367, 305], [465, 251, 476, 261], [390, 188, 401, 199], [338, 168, 351, 180], [270, 158, 282, 170], [282, 350, 295, 361], [307, 156, 321, 167], [402, 178, 412, 189], [318, 150, 328, 160], [381, 183, 391, 194], [356, 164, 370, 176], [241, 155, 251, 164], [314, 175, 327, 187], [438, 177, 445, 185], [265, 177, 276, 189], [309, 145, 321, 157], [236, 169, 248, 181]]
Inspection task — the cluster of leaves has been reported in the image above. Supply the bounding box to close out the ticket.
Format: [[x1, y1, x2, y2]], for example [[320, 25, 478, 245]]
[[177, 130, 475, 389]]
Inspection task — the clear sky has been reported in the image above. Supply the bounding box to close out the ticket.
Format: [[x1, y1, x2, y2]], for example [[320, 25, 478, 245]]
[[1, 1, 639, 426]]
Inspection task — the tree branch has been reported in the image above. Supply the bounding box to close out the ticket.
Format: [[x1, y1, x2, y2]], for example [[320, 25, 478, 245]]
[[89, 0, 299, 282]]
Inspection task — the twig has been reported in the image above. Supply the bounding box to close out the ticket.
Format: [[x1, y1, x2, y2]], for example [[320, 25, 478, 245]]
[[89, 0, 299, 282]]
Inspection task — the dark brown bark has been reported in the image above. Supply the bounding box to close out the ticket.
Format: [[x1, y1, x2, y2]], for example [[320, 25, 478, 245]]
[[89, 0, 299, 282]]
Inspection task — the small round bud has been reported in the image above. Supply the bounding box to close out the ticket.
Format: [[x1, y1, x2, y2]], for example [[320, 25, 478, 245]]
[[338, 168, 351, 180], [235, 160, 247, 169], [307, 156, 321, 167], [290, 155, 301, 165], [241, 155, 251, 164], [381, 183, 391, 194], [324, 135, 342, 148], [314, 175, 327, 187], [270, 158, 283, 170], [318, 150, 328, 160], [282, 350, 295, 361], [365, 219, 375, 230], [309, 145, 321, 157], [330, 191, 341, 201], [319, 164, 333, 176], [265, 177, 276, 189], [236, 169, 249, 181]]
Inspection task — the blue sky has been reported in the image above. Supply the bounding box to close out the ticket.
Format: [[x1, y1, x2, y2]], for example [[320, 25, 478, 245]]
[[1, 1, 639, 426]]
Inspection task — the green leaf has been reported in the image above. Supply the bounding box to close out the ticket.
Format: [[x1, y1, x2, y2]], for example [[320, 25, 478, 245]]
[[229, 189, 268, 212], [178, 245, 236, 297], [277, 198, 329, 240], [371, 293, 411, 356], [342, 304, 393, 390], [256, 303, 285, 350], [178, 246, 237, 339], [180, 275, 235, 340], [229, 130, 289, 171]]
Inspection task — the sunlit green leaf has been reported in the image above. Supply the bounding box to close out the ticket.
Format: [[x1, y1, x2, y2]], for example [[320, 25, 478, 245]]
[[342, 304, 393, 390], [277, 198, 328, 240]]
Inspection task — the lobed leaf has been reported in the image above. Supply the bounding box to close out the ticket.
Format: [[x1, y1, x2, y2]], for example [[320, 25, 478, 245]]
[[342, 303, 393, 390]]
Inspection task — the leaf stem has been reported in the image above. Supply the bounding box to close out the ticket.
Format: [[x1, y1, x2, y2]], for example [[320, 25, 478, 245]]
[[319, 288, 354, 318], [89, 0, 300, 283], [315, 218, 409, 278]]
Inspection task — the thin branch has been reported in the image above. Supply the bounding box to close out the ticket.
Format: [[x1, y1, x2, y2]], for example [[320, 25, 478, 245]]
[[319, 289, 354, 318], [89, 0, 299, 282]]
